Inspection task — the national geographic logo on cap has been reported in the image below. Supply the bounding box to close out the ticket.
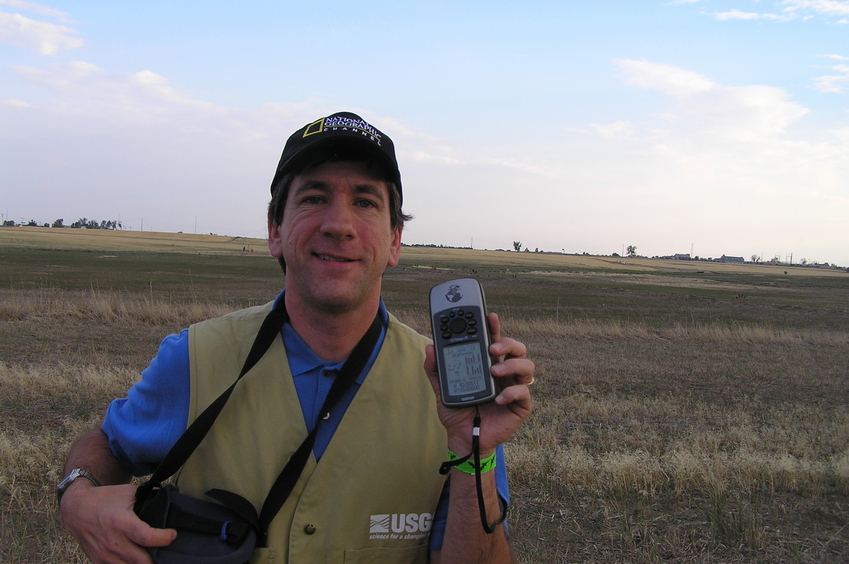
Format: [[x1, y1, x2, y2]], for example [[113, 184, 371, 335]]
[[270, 111, 401, 196], [303, 116, 383, 146]]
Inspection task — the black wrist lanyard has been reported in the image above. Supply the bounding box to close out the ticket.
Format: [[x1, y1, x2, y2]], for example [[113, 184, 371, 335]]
[[438, 407, 508, 534]]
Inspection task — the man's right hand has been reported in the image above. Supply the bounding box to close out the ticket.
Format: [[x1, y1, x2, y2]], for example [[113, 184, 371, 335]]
[[59, 481, 177, 564]]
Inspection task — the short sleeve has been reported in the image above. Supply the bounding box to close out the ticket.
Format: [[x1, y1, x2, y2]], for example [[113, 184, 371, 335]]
[[101, 329, 191, 476]]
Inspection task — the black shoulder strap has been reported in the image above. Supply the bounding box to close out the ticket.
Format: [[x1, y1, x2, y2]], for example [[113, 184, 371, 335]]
[[145, 303, 289, 486]]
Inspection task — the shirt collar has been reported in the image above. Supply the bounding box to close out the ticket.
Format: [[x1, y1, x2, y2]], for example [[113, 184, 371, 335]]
[[274, 290, 388, 379]]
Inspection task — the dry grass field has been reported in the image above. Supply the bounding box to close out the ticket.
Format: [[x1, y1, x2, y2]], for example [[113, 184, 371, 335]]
[[2, 227, 848, 563]]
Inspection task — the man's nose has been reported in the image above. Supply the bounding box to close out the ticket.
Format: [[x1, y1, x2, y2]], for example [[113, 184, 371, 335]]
[[320, 200, 356, 238]]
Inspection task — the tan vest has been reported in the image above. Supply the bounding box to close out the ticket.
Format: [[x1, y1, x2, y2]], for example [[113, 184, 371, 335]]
[[175, 302, 448, 564]]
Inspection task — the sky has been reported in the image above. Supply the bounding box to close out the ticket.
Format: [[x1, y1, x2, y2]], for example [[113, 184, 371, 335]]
[[1, 1, 848, 266]]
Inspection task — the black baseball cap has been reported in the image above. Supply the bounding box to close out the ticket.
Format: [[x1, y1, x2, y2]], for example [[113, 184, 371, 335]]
[[269, 111, 402, 202]]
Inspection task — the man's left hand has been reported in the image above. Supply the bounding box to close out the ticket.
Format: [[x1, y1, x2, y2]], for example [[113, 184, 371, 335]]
[[424, 312, 534, 456]]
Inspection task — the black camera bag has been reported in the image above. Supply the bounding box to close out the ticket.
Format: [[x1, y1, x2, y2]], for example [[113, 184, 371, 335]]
[[135, 483, 258, 564]]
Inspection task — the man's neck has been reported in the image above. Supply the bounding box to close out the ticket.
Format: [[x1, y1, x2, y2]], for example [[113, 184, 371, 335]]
[[283, 293, 381, 363]]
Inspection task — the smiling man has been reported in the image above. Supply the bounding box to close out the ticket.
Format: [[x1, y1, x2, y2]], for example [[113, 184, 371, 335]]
[[269, 161, 403, 353], [58, 112, 534, 564]]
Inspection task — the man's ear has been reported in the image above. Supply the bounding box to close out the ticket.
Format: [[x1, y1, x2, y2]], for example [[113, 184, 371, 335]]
[[268, 216, 284, 258], [387, 227, 402, 267]]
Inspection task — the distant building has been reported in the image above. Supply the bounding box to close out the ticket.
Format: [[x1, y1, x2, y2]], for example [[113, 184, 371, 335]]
[[719, 255, 745, 263], [673, 253, 691, 260]]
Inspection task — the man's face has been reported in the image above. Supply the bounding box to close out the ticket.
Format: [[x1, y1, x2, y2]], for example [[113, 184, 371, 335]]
[[267, 161, 402, 314]]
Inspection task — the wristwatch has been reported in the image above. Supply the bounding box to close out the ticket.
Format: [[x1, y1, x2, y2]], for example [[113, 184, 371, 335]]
[[56, 468, 101, 503]]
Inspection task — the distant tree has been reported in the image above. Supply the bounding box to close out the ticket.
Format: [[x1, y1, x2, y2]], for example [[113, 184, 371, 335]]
[[2, 220, 15, 227], [26, 219, 37, 226], [52, 219, 64, 228], [626, 245, 637, 257], [751, 254, 760, 264], [512, 241, 522, 252]]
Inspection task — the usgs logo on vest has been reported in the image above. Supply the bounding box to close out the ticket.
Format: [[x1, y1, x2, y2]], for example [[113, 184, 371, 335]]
[[369, 513, 433, 540]]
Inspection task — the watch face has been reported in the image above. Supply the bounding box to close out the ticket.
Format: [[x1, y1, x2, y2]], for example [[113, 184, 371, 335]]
[[58, 469, 80, 491], [57, 468, 98, 500]]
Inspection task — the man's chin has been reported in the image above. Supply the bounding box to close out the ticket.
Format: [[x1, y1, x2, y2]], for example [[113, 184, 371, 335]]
[[302, 286, 372, 314]]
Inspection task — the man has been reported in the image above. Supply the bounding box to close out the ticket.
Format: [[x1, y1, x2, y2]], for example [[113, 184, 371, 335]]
[[58, 111, 534, 564]]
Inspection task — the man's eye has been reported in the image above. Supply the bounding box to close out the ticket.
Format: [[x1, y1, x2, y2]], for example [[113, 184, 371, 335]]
[[355, 199, 377, 208], [302, 196, 324, 205]]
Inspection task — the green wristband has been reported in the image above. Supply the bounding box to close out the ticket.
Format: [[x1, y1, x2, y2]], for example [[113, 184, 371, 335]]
[[447, 450, 497, 474]]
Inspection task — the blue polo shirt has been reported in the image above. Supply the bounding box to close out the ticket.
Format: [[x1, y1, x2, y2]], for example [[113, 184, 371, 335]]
[[102, 293, 508, 549]]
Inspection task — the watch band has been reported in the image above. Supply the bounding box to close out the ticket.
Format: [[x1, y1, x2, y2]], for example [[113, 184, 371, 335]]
[[56, 468, 101, 503]]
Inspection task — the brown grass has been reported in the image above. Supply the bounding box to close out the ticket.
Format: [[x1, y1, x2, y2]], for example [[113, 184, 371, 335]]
[[0, 226, 266, 254], [0, 288, 235, 325], [494, 313, 849, 563], [2, 229, 848, 563], [1, 362, 140, 564]]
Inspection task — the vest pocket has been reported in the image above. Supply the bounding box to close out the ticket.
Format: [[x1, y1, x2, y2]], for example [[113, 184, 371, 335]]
[[344, 545, 428, 564], [250, 547, 277, 563]]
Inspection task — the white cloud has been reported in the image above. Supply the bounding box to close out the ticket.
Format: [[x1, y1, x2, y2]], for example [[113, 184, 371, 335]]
[[0, 11, 82, 54], [10, 62, 230, 122], [0, 0, 68, 20], [1, 60, 455, 238], [613, 59, 809, 142], [710, 9, 791, 21], [812, 55, 849, 93], [781, 0, 849, 17], [614, 59, 715, 96], [1, 97, 33, 107], [812, 63, 849, 92], [587, 60, 849, 263], [590, 121, 633, 139], [714, 9, 762, 20], [699, 1, 849, 22], [408, 151, 461, 165]]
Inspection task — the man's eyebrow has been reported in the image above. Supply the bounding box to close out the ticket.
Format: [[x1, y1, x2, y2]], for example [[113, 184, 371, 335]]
[[352, 183, 388, 202], [292, 180, 388, 201], [291, 180, 331, 195]]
